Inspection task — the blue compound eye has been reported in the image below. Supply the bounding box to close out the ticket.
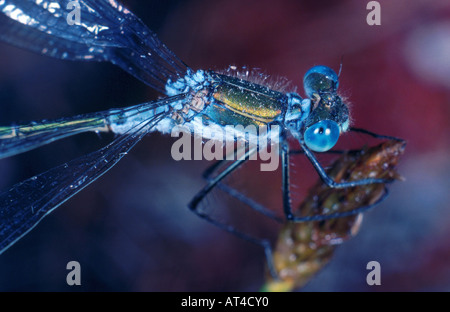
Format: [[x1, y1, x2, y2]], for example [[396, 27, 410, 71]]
[[303, 65, 339, 98], [304, 120, 340, 152]]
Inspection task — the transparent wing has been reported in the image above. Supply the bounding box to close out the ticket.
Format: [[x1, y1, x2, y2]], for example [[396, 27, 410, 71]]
[[0, 0, 188, 93], [0, 94, 187, 160], [0, 110, 168, 254]]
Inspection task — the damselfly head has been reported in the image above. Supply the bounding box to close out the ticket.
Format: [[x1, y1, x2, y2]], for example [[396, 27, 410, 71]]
[[301, 65, 350, 152]]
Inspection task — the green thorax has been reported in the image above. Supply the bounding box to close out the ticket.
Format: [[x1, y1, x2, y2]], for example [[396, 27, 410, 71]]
[[202, 71, 287, 127]]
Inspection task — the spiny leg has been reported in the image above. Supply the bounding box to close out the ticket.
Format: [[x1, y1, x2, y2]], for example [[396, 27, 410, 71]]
[[282, 140, 393, 222], [213, 183, 283, 222], [287, 187, 390, 222], [208, 146, 352, 222], [189, 208, 278, 279], [299, 128, 405, 188], [289, 128, 405, 156], [281, 141, 295, 221], [188, 147, 279, 279], [301, 142, 393, 188], [190, 146, 255, 207], [202, 148, 364, 223], [289, 149, 352, 156], [201, 147, 242, 179], [201, 149, 282, 222], [349, 127, 405, 142], [200, 142, 387, 225], [204, 132, 399, 223]]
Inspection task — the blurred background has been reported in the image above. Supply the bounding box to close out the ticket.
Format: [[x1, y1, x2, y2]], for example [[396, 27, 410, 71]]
[[0, 0, 449, 291]]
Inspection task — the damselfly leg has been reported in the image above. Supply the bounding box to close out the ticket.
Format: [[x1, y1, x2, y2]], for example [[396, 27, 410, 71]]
[[193, 127, 405, 223], [189, 128, 402, 280], [284, 129, 405, 221]]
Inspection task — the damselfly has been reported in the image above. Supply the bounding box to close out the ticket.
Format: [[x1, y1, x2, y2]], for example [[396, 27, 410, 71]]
[[0, 0, 402, 276]]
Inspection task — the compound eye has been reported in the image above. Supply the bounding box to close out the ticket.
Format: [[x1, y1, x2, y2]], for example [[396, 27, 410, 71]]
[[303, 65, 339, 98], [304, 120, 340, 152]]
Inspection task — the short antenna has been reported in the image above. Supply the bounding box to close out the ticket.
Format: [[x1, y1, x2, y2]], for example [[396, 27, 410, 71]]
[[338, 56, 344, 78]]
